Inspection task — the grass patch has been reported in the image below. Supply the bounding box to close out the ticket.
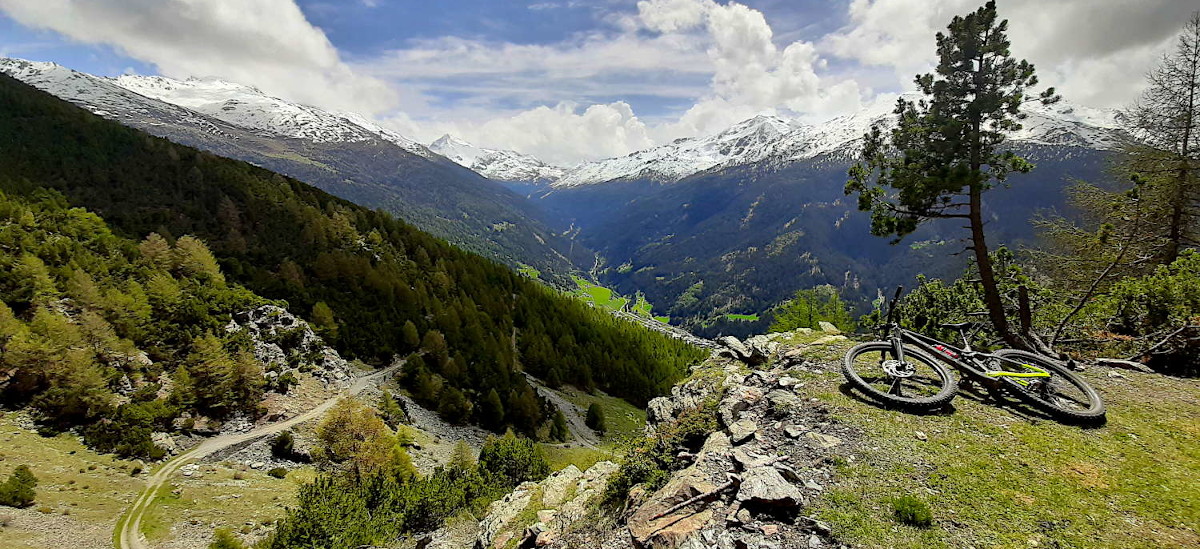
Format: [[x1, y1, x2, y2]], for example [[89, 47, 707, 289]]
[[139, 462, 315, 543], [571, 275, 629, 311], [724, 313, 760, 321], [516, 263, 541, 279], [891, 496, 933, 527], [800, 337, 1200, 549], [540, 445, 609, 472], [556, 386, 647, 449], [0, 412, 144, 549]]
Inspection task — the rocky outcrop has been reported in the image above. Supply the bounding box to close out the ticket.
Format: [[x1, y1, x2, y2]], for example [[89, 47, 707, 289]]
[[225, 304, 354, 387], [424, 331, 856, 549]]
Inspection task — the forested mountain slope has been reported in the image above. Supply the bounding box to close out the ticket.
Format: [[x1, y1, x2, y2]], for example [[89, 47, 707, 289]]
[[542, 145, 1111, 337], [0, 73, 704, 436], [0, 58, 588, 279]]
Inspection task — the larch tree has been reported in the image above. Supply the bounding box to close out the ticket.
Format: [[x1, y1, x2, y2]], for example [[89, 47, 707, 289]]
[[1119, 11, 1200, 264], [846, 1, 1058, 349]]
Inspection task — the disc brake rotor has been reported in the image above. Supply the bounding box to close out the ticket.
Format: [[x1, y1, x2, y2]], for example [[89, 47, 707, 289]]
[[882, 359, 916, 378]]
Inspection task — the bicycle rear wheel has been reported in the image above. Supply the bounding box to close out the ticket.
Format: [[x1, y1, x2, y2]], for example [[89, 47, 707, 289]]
[[842, 342, 957, 410], [991, 349, 1105, 424]]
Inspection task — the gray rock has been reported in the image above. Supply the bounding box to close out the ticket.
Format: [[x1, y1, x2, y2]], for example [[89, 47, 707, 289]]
[[542, 465, 582, 507], [728, 419, 758, 445], [817, 322, 840, 334], [736, 466, 803, 507], [766, 390, 803, 412]]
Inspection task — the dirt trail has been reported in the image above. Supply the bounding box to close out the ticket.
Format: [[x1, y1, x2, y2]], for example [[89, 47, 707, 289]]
[[115, 362, 402, 549], [523, 373, 600, 449]]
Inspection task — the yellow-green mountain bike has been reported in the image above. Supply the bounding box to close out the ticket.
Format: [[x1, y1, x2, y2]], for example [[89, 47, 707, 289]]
[[842, 287, 1106, 424]]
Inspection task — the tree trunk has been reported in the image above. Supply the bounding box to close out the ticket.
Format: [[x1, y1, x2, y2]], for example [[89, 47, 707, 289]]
[[969, 184, 1022, 348]]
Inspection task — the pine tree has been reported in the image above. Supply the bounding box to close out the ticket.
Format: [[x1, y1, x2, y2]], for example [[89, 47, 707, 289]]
[[138, 233, 172, 271], [401, 320, 420, 351], [585, 403, 607, 435], [550, 410, 569, 442], [310, 301, 337, 340], [0, 465, 38, 508], [846, 0, 1057, 349], [1120, 12, 1200, 263], [173, 235, 225, 285]]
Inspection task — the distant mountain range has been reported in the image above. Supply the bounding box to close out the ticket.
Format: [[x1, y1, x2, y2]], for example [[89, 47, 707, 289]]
[[429, 134, 565, 185], [0, 57, 587, 279], [2, 56, 1126, 335], [553, 97, 1122, 188], [530, 97, 1123, 336]]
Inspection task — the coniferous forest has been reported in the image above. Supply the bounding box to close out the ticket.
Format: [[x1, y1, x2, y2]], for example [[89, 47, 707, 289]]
[[0, 73, 705, 443]]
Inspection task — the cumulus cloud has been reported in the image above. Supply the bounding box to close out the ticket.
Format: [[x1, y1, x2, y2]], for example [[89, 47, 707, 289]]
[[629, 0, 866, 141], [0, 0, 398, 115], [432, 102, 654, 167], [821, 0, 1195, 108]]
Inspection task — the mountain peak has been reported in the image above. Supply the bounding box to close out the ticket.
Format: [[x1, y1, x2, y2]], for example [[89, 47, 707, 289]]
[[429, 134, 565, 183], [554, 98, 1124, 188]]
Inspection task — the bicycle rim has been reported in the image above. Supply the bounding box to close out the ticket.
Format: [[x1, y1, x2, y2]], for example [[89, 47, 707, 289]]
[[843, 342, 957, 409]]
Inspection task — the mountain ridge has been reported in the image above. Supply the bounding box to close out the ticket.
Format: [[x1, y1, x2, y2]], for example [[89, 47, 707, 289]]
[[429, 134, 566, 183], [553, 96, 1123, 188], [0, 57, 588, 278]]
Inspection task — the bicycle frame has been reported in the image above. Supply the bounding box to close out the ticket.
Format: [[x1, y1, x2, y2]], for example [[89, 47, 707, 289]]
[[884, 323, 1051, 387]]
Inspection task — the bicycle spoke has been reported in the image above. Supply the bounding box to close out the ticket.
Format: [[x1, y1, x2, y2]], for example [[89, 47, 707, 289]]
[[889, 377, 904, 396]]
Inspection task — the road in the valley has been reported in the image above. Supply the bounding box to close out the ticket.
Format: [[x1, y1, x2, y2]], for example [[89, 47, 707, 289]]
[[115, 362, 402, 549]]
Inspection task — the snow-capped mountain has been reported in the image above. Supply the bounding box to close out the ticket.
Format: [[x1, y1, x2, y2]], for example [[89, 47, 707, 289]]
[[0, 58, 434, 158], [111, 74, 433, 157], [554, 114, 801, 187], [0, 57, 591, 276], [553, 97, 1123, 188], [429, 135, 565, 183]]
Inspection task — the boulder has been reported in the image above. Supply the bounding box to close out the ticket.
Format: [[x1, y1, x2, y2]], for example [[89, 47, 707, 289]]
[[803, 432, 843, 449], [719, 386, 763, 427], [817, 322, 840, 334], [728, 419, 758, 445], [541, 465, 582, 507], [736, 466, 803, 508], [629, 469, 717, 548]]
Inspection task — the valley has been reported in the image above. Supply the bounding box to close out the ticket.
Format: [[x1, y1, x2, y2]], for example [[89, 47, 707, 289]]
[[1, 2, 1198, 549]]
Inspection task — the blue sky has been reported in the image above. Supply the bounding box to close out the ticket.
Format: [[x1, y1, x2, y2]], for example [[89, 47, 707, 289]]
[[0, 0, 1191, 165]]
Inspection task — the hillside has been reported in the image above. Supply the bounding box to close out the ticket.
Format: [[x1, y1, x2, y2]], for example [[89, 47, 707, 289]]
[[0, 58, 588, 279], [418, 329, 1200, 549], [539, 144, 1112, 337], [0, 72, 705, 437]]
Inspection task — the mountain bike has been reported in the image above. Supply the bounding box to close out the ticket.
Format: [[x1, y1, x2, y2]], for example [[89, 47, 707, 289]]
[[841, 287, 1105, 423]]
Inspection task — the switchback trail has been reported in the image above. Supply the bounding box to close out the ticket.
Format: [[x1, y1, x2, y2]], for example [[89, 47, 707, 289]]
[[114, 362, 402, 549]]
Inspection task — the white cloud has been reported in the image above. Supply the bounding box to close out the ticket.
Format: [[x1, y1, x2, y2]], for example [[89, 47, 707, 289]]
[[0, 0, 398, 115], [821, 0, 1194, 109], [633, 0, 864, 140], [431, 102, 654, 167], [1, 0, 1189, 166]]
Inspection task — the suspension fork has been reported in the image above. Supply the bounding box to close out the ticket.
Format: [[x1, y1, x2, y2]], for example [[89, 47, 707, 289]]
[[890, 325, 907, 363]]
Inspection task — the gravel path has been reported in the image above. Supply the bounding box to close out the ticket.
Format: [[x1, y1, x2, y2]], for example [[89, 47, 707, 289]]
[[116, 361, 403, 549], [523, 373, 600, 449]]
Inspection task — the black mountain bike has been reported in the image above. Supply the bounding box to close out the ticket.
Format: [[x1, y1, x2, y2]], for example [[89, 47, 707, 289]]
[[842, 287, 1105, 424]]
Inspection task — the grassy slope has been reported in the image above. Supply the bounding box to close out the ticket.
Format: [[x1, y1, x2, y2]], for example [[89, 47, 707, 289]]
[[0, 413, 144, 549], [137, 464, 315, 545], [540, 384, 649, 471], [784, 336, 1200, 549]]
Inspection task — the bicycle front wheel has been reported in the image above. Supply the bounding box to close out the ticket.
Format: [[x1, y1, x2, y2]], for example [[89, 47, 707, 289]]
[[842, 342, 957, 410], [991, 349, 1105, 424]]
